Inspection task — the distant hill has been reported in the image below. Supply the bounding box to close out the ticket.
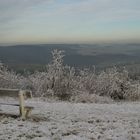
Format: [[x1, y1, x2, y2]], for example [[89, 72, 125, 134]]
[[0, 44, 140, 73]]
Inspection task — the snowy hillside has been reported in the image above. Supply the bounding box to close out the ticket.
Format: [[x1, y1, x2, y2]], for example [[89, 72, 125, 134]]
[[0, 98, 140, 140]]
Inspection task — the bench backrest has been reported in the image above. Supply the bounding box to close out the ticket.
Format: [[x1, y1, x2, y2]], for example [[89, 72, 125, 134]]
[[0, 88, 32, 99]]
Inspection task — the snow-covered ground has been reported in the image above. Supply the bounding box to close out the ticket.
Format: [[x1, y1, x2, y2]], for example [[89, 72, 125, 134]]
[[0, 98, 140, 140]]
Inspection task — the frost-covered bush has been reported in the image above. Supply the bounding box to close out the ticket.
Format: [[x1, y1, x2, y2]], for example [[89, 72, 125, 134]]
[[28, 50, 77, 100], [78, 67, 97, 93], [95, 68, 129, 99], [46, 50, 80, 100], [123, 82, 140, 101], [96, 68, 140, 100], [0, 62, 26, 89], [28, 71, 49, 97], [0, 50, 140, 102], [78, 67, 140, 101]]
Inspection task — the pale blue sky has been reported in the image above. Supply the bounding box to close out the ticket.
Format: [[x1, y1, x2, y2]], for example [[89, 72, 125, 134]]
[[0, 0, 140, 45]]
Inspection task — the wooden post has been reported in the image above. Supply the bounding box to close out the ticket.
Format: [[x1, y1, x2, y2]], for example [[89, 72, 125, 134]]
[[19, 90, 25, 119]]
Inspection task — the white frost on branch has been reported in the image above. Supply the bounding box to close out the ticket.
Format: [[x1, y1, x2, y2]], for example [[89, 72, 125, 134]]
[[0, 50, 140, 102]]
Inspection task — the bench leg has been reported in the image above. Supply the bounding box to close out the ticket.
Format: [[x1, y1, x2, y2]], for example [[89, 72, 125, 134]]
[[19, 92, 26, 119], [25, 109, 32, 118]]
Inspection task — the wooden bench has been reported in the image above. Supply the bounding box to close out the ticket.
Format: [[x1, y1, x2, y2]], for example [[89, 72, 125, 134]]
[[0, 88, 34, 119]]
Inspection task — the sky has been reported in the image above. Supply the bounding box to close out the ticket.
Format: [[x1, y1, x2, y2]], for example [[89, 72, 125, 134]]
[[0, 0, 140, 45]]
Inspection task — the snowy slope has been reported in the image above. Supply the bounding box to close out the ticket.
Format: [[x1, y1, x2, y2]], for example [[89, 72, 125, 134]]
[[0, 98, 140, 140]]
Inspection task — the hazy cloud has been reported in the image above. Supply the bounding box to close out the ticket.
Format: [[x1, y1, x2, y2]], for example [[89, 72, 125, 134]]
[[1, 0, 140, 23], [44, 0, 140, 22], [0, 0, 52, 23], [0, 0, 140, 44]]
